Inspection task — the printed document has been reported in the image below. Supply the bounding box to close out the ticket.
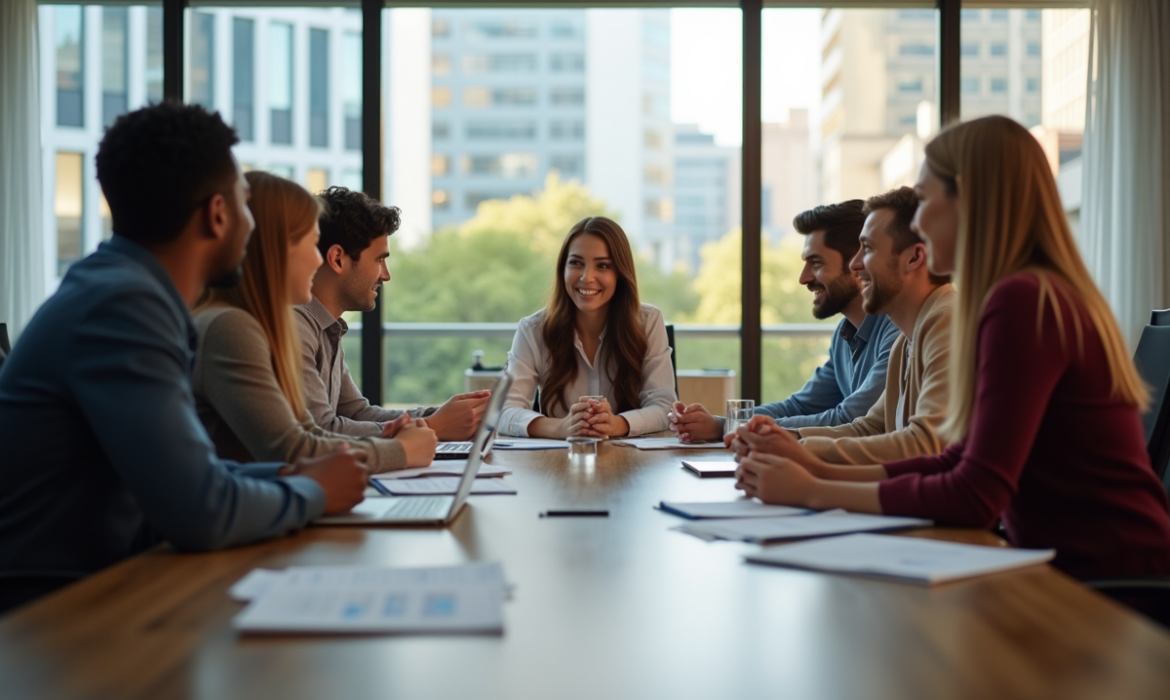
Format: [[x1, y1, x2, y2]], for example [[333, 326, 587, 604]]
[[674, 510, 931, 543], [376, 464, 511, 480], [232, 562, 507, 634], [612, 437, 727, 450], [493, 439, 572, 450], [658, 500, 811, 519], [745, 533, 1055, 584], [378, 477, 517, 496]]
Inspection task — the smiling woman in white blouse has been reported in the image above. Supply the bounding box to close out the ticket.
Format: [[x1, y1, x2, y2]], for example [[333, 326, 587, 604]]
[[500, 216, 677, 439]]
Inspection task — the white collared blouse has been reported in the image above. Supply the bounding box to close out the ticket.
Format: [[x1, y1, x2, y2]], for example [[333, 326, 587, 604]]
[[500, 303, 677, 437]]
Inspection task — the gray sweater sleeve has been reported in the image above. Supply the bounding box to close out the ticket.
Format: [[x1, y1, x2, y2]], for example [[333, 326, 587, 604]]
[[195, 307, 407, 473]]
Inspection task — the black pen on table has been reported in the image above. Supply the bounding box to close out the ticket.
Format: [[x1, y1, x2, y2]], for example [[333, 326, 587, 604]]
[[540, 509, 609, 518], [369, 478, 392, 496]]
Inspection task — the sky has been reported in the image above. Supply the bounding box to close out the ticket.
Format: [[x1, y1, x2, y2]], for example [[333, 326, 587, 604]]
[[671, 8, 822, 147]]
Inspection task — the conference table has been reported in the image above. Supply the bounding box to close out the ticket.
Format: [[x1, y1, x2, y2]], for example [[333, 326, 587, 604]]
[[2, 438, 1170, 700]]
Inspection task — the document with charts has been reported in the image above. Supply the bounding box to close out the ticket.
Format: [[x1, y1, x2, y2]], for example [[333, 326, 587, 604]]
[[745, 533, 1055, 584], [232, 562, 508, 634]]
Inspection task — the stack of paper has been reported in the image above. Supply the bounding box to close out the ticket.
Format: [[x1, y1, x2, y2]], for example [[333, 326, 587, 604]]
[[612, 437, 727, 450], [744, 533, 1055, 584], [674, 509, 932, 543], [232, 562, 508, 634], [377, 477, 517, 496], [377, 464, 511, 480], [658, 500, 811, 519]]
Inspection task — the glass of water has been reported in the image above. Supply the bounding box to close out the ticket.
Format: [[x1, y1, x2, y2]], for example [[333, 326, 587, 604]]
[[725, 399, 756, 438]]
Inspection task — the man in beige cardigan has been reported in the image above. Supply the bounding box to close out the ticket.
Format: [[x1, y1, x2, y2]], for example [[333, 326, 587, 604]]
[[790, 186, 954, 465]]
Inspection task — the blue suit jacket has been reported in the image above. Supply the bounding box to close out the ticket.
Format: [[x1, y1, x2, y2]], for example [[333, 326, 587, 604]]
[[0, 236, 324, 602]]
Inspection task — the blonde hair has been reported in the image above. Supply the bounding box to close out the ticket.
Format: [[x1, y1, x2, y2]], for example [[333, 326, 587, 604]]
[[198, 171, 323, 420], [925, 115, 1148, 441]]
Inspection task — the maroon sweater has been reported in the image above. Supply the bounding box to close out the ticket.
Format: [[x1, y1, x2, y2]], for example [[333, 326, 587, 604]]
[[879, 273, 1170, 579]]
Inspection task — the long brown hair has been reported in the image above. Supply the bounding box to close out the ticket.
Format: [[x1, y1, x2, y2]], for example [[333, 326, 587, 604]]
[[540, 217, 647, 415], [197, 171, 323, 420], [925, 116, 1147, 441]]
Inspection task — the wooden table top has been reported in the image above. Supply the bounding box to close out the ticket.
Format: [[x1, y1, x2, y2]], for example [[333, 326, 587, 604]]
[[2, 439, 1169, 700]]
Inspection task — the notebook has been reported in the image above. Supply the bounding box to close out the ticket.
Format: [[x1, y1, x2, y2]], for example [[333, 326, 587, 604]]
[[680, 460, 738, 478]]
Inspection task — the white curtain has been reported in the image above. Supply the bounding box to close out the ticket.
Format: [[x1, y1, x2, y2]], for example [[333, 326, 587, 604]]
[[1080, 0, 1170, 349], [0, 0, 45, 341]]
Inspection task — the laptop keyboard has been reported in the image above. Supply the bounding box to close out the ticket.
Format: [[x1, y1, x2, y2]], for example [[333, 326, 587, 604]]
[[384, 496, 450, 518], [436, 442, 472, 453]]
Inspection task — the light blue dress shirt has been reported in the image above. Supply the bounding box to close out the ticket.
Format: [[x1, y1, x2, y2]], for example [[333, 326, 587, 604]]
[[757, 314, 901, 428], [0, 236, 325, 607]]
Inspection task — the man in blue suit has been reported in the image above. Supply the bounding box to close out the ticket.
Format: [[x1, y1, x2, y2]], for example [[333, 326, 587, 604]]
[[0, 103, 367, 613]]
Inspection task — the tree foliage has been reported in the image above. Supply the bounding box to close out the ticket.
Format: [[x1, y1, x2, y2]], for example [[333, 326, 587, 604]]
[[373, 176, 832, 406]]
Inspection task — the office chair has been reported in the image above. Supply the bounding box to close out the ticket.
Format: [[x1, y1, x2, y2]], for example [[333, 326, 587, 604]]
[[1083, 312, 1170, 628], [1133, 323, 1170, 481], [532, 324, 678, 413], [0, 323, 9, 372]]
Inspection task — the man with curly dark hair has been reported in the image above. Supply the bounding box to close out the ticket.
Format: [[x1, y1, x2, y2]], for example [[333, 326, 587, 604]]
[[0, 103, 367, 614], [294, 186, 490, 443]]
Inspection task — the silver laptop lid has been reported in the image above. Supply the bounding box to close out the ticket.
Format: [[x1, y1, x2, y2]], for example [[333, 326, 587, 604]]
[[447, 372, 513, 517]]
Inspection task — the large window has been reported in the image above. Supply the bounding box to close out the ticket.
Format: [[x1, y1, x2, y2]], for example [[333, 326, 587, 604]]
[[377, 7, 741, 407], [55, 6, 84, 128], [961, 5, 1089, 233], [309, 28, 330, 148], [32, 3, 1089, 408], [233, 18, 256, 142], [41, 4, 162, 283], [268, 22, 294, 145], [752, 7, 940, 400]]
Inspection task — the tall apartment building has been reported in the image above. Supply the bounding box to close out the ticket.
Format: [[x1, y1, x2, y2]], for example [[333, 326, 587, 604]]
[[39, 5, 363, 280], [672, 124, 740, 272], [413, 8, 675, 267], [818, 7, 1041, 202], [761, 109, 815, 242]]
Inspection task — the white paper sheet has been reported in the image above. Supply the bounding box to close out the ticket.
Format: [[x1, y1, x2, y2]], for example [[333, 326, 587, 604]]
[[379, 477, 517, 496], [492, 439, 572, 450], [744, 533, 1055, 584], [232, 562, 508, 634], [612, 437, 727, 450], [375, 464, 511, 480], [674, 510, 932, 543], [658, 500, 812, 519]]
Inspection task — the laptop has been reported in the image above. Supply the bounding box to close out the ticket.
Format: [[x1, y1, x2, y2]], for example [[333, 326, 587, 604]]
[[430, 376, 503, 458], [314, 372, 513, 526]]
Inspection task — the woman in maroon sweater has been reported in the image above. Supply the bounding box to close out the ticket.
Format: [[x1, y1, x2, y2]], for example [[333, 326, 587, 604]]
[[731, 115, 1170, 579]]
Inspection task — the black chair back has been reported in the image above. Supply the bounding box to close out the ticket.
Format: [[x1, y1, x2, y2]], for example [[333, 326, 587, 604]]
[[1150, 309, 1170, 328], [531, 323, 679, 414], [1133, 323, 1170, 482], [0, 323, 9, 373]]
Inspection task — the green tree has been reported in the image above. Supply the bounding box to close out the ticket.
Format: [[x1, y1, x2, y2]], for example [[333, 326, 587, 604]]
[[378, 174, 698, 404]]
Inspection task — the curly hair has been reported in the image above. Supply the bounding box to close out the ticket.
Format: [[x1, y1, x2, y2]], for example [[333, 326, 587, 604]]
[[95, 101, 239, 245], [792, 200, 866, 271], [316, 186, 402, 260]]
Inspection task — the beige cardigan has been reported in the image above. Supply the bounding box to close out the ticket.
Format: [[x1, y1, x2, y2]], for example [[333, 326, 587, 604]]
[[192, 305, 407, 473], [796, 284, 955, 465]]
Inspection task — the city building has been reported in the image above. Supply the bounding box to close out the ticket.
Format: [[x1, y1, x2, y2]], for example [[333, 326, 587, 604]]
[[760, 109, 815, 241], [818, 7, 1042, 202], [672, 124, 740, 272]]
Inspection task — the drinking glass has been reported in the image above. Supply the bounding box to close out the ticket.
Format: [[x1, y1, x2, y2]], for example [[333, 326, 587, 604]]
[[725, 399, 756, 438]]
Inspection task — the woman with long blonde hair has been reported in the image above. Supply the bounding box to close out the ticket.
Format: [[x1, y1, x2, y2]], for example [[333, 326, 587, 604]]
[[499, 216, 677, 438], [729, 116, 1170, 579], [193, 171, 436, 472]]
